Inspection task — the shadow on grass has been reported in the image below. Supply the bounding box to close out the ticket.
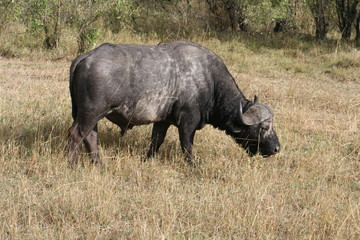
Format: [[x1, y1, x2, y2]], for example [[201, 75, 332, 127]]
[[0, 117, 71, 156], [1, 117, 156, 160], [98, 123, 184, 163], [98, 123, 151, 156]]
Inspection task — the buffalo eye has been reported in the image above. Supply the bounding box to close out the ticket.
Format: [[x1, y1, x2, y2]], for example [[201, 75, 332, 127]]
[[261, 126, 269, 131], [260, 126, 270, 134]]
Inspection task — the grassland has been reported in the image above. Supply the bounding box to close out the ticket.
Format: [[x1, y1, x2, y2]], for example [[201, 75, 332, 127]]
[[0, 34, 359, 239]]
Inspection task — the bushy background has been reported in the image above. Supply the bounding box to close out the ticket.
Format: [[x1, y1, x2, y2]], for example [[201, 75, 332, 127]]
[[1, 0, 359, 57]]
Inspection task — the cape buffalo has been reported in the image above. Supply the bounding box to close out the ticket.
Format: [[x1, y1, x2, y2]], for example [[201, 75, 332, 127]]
[[68, 41, 280, 165]]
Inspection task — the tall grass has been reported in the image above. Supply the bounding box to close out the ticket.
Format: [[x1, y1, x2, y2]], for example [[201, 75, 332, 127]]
[[0, 33, 359, 239]]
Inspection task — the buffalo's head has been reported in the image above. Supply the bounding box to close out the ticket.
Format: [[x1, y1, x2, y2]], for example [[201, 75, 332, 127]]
[[227, 96, 280, 157]]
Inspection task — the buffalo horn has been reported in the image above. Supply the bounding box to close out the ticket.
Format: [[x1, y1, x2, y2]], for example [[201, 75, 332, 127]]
[[238, 101, 274, 126]]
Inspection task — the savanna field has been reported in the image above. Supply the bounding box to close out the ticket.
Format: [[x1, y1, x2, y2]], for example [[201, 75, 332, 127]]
[[0, 33, 359, 239]]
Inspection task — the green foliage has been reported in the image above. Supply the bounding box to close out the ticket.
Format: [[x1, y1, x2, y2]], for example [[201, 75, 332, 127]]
[[25, 0, 46, 36], [133, 0, 207, 39], [0, 0, 22, 32], [247, 1, 275, 32], [103, 0, 139, 33], [64, 0, 105, 53], [0, 0, 360, 55], [24, 0, 63, 49], [78, 27, 100, 54], [246, 0, 294, 30], [270, 0, 293, 21]]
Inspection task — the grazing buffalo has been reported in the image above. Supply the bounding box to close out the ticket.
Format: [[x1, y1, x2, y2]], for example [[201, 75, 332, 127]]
[[68, 41, 280, 165]]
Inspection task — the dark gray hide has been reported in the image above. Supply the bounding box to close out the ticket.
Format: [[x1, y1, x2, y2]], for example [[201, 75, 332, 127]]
[[68, 41, 280, 165]]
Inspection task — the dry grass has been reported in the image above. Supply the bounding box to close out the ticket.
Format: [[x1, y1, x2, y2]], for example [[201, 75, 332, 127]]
[[0, 35, 359, 239]]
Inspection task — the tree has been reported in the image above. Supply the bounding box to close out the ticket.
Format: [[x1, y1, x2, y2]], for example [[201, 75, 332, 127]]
[[25, 0, 64, 49], [205, 0, 247, 31], [307, 0, 331, 40], [271, 0, 294, 33], [355, 2, 360, 40], [223, 0, 248, 31], [243, 0, 296, 33], [335, 0, 359, 40], [67, 0, 139, 53], [103, 0, 138, 33], [0, 0, 21, 33], [67, 0, 110, 54]]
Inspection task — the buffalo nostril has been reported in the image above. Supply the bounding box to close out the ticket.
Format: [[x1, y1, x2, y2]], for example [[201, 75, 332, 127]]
[[274, 146, 280, 153]]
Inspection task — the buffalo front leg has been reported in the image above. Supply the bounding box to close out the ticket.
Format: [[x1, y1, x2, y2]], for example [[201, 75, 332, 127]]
[[146, 122, 171, 159], [83, 124, 101, 164]]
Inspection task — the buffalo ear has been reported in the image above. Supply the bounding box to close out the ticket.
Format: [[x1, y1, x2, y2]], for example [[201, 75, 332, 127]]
[[239, 101, 273, 126], [226, 119, 244, 133]]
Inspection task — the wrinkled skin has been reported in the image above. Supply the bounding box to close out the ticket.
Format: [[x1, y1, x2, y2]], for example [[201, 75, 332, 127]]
[[68, 41, 280, 166]]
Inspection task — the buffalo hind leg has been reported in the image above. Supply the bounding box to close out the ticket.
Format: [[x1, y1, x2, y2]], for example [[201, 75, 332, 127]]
[[83, 124, 101, 164], [68, 119, 99, 166], [178, 126, 196, 166], [146, 122, 171, 159], [68, 122, 81, 166]]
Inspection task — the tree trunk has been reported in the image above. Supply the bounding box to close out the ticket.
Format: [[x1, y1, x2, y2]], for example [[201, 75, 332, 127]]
[[274, 20, 286, 33], [224, 0, 247, 31], [356, 16, 360, 40], [341, 23, 352, 39], [43, 0, 62, 49], [355, 3, 360, 41], [184, 0, 192, 26], [315, 15, 328, 40], [308, 0, 329, 40], [335, 0, 358, 40]]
